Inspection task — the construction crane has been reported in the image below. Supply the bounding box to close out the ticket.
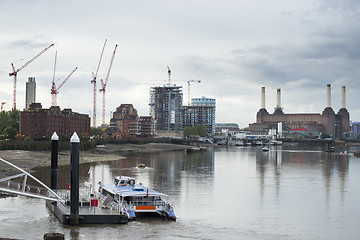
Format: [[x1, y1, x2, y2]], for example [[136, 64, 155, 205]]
[[91, 39, 107, 128], [187, 80, 201, 105], [99, 44, 118, 126], [50, 52, 78, 106], [9, 43, 54, 110], [167, 65, 171, 85], [1, 102, 6, 111]]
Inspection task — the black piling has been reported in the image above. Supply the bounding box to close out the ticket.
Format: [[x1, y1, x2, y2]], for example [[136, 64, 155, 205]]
[[70, 132, 80, 225], [50, 132, 59, 191]]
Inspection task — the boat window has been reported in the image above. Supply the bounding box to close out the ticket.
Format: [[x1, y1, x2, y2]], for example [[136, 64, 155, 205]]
[[133, 188, 144, 191]]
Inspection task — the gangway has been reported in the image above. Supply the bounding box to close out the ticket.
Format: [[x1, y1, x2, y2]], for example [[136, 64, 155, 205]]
[[0, 157, 64, 203]]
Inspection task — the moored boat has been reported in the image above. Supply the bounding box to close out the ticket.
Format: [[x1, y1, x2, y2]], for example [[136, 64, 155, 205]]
[[185, 147, 201, 153], [99, 176, 176, 221]]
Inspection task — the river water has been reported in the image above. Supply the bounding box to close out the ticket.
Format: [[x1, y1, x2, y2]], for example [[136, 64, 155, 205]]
[[1, 144, 360, 240]]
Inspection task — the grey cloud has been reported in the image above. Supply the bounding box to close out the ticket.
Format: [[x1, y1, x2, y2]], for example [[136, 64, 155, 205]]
[[6, 39, 53, 50]]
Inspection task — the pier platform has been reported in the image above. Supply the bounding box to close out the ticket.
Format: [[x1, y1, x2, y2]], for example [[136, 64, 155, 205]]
[[46, 200, 128, 224]]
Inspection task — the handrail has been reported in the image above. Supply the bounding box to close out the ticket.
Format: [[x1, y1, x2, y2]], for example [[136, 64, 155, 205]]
[[0, 158, 65, 203]]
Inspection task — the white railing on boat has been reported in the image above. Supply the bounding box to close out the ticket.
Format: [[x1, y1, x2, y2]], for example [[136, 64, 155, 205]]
[[129, 200, 166, 207]]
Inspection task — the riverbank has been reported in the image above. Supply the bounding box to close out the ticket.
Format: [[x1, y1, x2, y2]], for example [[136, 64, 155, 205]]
[[0, 143, 188, 179]]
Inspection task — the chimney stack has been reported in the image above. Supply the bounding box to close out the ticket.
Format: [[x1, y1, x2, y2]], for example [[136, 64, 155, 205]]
[[276, 88, 281, 109], [261, 87, 265, 109], [341, 86, 346, 109], [326, 84, 331, 108]]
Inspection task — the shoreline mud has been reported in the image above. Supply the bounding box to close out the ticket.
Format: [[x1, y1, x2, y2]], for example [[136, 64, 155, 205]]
[[0, 143, 189, 179]]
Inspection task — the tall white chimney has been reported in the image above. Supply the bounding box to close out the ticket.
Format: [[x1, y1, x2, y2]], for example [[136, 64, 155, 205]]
[[261, 87, 265, 109], [341, 86, 346, 109], [278, 122, 283, 137], [326, 84, 331, 108], [276, 88, 281, 108]]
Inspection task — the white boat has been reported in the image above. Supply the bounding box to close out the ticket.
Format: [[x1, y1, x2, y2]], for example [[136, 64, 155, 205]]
[[99, 176, 176, 221], [262, 146, 269, 151]]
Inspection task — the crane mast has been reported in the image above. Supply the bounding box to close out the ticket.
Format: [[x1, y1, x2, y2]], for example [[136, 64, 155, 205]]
[[91, 39, 107, 128], [51, 66, 78, 106], [9, 43, 54, 110], [167, 65, 171, 86], [99, 44, 118, 127], [187, 80, 201, 105], [1, 102, 6, 111]]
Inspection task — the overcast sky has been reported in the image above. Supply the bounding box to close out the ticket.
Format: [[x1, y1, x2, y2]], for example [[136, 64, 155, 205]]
[[1, 0, 359, 128]]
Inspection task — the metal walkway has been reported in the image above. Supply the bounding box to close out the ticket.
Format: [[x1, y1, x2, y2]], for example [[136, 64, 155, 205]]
[[0, 157, 64, 203]]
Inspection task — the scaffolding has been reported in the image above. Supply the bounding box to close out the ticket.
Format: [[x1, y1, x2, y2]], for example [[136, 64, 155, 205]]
[[149, 85, 183, 131]]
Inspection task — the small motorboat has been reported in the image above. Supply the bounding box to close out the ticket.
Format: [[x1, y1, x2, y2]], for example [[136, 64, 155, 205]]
[[185, 147, 201, 153], [137, 163, 146, 168], [262, 146, 269, 151]]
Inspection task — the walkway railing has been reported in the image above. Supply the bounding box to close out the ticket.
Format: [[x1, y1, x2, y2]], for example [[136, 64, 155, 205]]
[[0, 158, 65, 203]]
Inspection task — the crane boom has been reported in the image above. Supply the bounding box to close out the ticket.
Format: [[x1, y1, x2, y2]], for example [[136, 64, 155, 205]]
[[57, 67, 77, 91], [9, 43, 55, 76], [91, 39, 107, 128], [51, 67, 78, 106], [9, 43, 54, 109], [99, 44, 118, 126], [52, 51, 57, 87]]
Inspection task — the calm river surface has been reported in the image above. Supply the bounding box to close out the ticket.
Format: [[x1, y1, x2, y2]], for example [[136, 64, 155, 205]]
[[1, 144, 360, 240]]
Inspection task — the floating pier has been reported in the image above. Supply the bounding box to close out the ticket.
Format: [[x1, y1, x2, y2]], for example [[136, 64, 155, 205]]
[[46, 199, 128, 224], [47, 132, 128, 225], [0, 132, 129, 225]]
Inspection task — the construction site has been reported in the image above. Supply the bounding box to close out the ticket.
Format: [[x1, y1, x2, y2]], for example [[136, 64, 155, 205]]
[[3, 42, 218, 140], [3, 40, 119, 140]]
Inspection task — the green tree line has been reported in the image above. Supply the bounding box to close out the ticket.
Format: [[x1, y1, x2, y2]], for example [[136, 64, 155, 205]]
[[183, 125, 206, 138], [0, 109, 19, 140]]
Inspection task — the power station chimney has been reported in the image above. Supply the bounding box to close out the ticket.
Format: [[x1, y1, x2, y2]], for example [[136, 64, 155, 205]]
[[326, 84, 331, 108], [341, 86, 346, 109], [276, 88, 281, 109], [261, 87, 265, 109]]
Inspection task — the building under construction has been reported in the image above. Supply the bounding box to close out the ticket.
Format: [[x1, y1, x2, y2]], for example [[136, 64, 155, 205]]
[[149, 85, 183, 132], [249, 84, 350, 138], [183, 96, 216, 135]]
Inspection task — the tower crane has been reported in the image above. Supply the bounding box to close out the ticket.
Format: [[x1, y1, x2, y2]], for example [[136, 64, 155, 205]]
[[99, 44, 118, 126], [9, 43, 54, 110], [187, 80, 201, 105], [50, 52, 77, 106], [91, 39, 107, 128], [1, 102, 6, 111]]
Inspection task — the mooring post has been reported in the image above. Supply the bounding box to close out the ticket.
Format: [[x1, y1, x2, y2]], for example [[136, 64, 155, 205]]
[[50, 132, 59, 191], [70, 132, 80, 225]]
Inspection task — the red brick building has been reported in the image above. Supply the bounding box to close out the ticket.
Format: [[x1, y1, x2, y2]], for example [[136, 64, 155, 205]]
[[139, 116, 154, 137], [20, 103, 90, 140], [104, 104, 154, 139]]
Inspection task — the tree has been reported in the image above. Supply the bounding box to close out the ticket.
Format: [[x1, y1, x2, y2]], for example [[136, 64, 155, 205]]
[[0, 111, 10, 133], [194, 125, 206, 137], [184, 125, 206, 138], [8, 109, 19, 131], [90, 127, 105, 137], [184, 126, 197, 137], [3, 126, 17, 140]]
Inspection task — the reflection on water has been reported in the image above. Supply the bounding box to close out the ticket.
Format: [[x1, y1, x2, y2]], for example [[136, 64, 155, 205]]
[[1, 145, 360, 240]]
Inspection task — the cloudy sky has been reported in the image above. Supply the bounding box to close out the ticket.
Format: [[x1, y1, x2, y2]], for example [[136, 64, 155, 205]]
[[1, 0, 359, 128]]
